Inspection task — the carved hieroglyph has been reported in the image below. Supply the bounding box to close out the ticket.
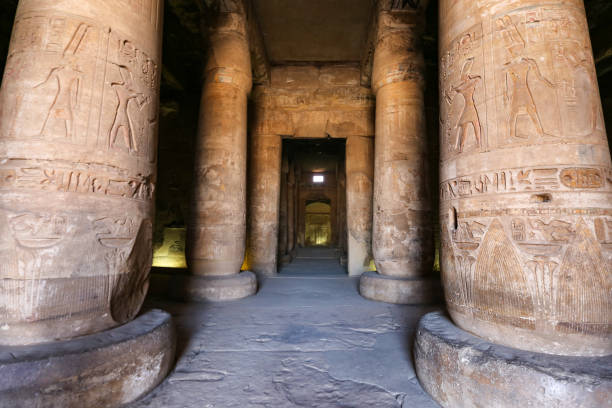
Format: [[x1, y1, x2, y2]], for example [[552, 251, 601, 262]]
[[187, 8, 252, 276], [346, 135, 374, 276], [0, 0, 163, 345], [440, 0, 611, 356], [371, 7, 433, 278]]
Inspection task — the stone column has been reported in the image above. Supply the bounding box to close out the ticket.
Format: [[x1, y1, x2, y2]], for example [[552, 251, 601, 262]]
[[359, 3, 439, 304], [185, 7, 256, 301], [0, 0, 175, 405], [416, 1, 612, 406], [247, 88, 281, 276], [346, 135, 374, 276]]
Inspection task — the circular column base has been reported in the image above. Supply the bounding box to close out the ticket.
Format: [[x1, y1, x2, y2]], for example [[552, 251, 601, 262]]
[[415, 312, 612, 408], [171, 271, 257, 301], [0, 309, 176, 408], [359, 271, 442, 304]]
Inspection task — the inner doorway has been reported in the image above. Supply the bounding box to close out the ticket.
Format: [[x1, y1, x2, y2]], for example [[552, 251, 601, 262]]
[[278, 138, 346, 275], [305, 200, 332, 246]]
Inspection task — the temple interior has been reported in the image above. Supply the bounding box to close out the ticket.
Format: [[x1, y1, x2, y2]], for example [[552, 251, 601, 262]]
[[0, 1, 611, 407]]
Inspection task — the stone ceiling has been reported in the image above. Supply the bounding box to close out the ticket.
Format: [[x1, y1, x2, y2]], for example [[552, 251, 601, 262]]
[[252, 0, 374, 64]]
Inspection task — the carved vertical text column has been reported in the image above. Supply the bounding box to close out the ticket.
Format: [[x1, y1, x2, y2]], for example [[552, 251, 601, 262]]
[[439, 0, 611, 356], [185, 7, 256, 301], [346, 135, 374, 276], [0, 0, 163, 345], [247, 87, 281, 276], [359, 4, 438, 304]]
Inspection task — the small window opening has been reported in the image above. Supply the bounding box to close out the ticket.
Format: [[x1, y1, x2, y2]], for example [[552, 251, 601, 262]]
[[313, 175, 324, 183]]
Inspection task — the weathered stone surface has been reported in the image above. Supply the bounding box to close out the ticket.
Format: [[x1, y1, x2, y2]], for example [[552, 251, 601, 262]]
[[360, 271, 442, 305], [0, 309, 176, 408], [186, 6, 255, 301], [246, 112, 281, 275], [439, 0, 612, 356], [346, 135, 374, 276], [130, 269, 440, 408], [361, 4, 435, 304], [415, 311, 612, 408], [0, 0, 163, 345], [169, 271, 257, 302]]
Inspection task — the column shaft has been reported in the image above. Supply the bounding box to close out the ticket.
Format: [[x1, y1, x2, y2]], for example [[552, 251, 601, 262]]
[[346, 136, 374, 276], [439, 0, 611, 356], [184, 9, 256, 300], [247, 131, 281, 275], [0, 0, 163, 345]]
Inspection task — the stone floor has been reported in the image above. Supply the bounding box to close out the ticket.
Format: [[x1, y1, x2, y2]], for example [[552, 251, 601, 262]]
[[131, 249, 441, 407]]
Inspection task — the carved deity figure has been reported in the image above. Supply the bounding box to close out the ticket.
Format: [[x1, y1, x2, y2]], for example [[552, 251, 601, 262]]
[[446, 58, 482, 152], [36, 63, 82, 140], [110, 66, 147, 153], [498, 16, 555, 140]]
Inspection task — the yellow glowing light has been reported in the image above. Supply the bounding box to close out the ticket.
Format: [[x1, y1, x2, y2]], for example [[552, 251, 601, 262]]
[[152, 227, 188, 268]]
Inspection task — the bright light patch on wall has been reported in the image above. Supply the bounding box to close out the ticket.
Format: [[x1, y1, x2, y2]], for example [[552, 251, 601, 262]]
[[313, 175, 324, 183]]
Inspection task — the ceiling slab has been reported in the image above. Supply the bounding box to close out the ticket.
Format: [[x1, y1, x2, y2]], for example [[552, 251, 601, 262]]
[[253, 0, 374, 64]]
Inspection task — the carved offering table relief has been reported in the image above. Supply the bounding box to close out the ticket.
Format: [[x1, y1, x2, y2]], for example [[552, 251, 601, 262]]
[[439, 0, 611, 356], [0, 0, 163, 345]]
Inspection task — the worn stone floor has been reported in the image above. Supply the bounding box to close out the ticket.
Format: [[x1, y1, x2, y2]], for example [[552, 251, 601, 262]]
[[131, 248, 441, 407]]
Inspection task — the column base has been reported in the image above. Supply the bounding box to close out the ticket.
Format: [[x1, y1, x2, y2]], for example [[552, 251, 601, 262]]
[[359, 271, 441, 304], [170, 271, 257, 301], [415, 311, 612, 408], [0, 309, 176, 408]]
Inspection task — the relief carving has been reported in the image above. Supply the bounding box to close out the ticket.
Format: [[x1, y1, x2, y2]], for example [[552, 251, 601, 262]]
[[445, 58, 482, 153], [440, 25, 486, 157], [9, 213, 69, 248]]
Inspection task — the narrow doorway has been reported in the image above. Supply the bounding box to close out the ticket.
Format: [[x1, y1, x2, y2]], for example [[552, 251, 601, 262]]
[[278, 138, 346, 275]]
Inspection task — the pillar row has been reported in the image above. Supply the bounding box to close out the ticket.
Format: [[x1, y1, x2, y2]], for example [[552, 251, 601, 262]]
[[359, 5, 439, 304], [185, 9, 256, 301], [416, 1, 612, 406]]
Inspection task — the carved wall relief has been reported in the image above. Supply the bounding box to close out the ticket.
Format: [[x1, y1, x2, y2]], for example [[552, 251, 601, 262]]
[[443, 212, 611, 347], [492, 7, 605, 147], [1, 12, 160, 164], [440, 25, 486, 158]]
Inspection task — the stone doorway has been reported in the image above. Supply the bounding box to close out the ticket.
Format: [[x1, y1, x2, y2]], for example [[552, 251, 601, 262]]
[[278, 138, 347, 273]]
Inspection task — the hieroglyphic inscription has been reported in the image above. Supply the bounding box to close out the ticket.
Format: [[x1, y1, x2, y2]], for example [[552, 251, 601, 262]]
[[440, 24, 486, 157], [441, 166, 609, 201], [493, 7, 605, 146], [0, 162, 154, 201]]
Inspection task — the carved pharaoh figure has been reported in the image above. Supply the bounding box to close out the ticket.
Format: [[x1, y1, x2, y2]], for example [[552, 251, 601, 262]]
[[446, 58, 482, 152]]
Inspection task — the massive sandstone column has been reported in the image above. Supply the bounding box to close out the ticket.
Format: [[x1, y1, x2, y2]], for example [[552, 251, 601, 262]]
[[346, 135, 374, 276], [185, 6, 256, 301], [247, 88, 281, 275], [0, 1, 175, 406], [0, 0, 163, 345], [359, 3, 438, 304], [437, 0, 611, 357], [416, 1, 612, 406]]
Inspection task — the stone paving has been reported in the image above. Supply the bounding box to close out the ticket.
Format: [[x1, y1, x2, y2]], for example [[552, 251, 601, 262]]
[[131, 249, 440, 407]]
